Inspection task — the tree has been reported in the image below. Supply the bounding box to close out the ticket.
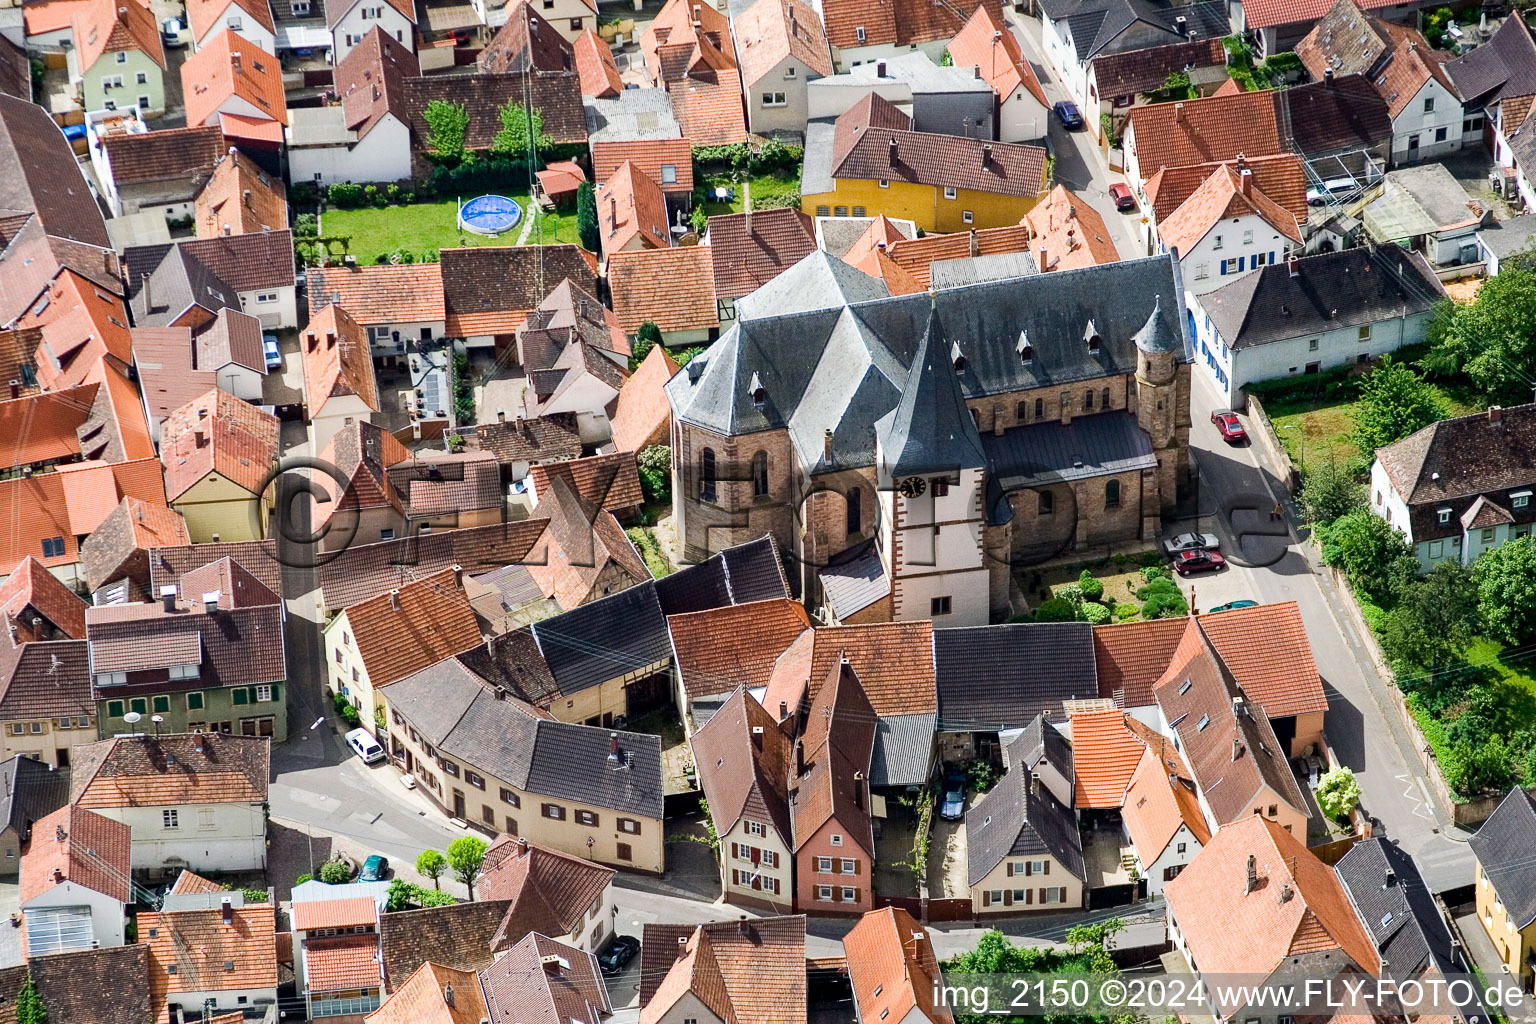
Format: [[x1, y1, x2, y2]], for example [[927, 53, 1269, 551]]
[[14, 972, 45, 1024], [422, 100, 470, 167], [1349, 356, 1448, 457], [944, 922, 1133, 1024], [1475, 536, 1536, 646], [637, 445, 671, 505], [1318, 509, 1412, 605], [491, 99, 549, 157], [1315, 766, 1361, 821], [1299, 460, 1364, 525], [1077, 570, 1104, 602], [447, 835, 488, 900], [631, 321, 662, 370], [576, 182, 599, 252], [1426, 265, 1536, 404], [416, 849, 448, 890]]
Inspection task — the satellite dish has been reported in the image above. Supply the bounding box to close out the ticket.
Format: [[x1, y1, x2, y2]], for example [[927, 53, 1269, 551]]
[[151, 715, 163, 724], [122, 712, 141, 725]]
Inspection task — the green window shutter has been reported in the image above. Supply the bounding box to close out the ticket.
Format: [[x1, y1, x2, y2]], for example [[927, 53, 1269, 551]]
[[232, 688, 248, 706], [106, 701, 124, 718], [268, 683, 281, 703], [129, 698, 147, 715], [152, 696, 170, 714], [186, 692, 204, 711]]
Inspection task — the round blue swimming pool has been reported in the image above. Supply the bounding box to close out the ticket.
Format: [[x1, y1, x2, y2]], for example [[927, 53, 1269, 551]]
[[458, 195, 523, 236]]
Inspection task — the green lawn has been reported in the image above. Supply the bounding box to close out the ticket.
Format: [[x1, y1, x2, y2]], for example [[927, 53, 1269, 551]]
[[1261, 380, 1481, 472], [1409, 636, 1536, 799], [699, 170, 802, 217], [322, 197, 582, 261]]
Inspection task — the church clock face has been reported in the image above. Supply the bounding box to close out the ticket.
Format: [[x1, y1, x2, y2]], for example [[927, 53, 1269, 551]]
[[899, 476, 927, 499]]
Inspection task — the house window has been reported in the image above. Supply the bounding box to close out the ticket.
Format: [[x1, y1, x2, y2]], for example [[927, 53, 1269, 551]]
[[1034, 397, 1043, 418], [830, 834, 843, 846], [931, 596, 952, 616], [818, 856, 833, 872], [163, 809, 179, 829], [569, 16, 582, 28], [855, 25, 866, 41], [747, 821, 765, 836], [1424, 97, 1435, 113], [1358, 324, 1371, 341], [1105, 480, 1120, 507], [753, 451, 768, 496], [660, 164, 677, 184], [619, 818, 640, 834], [878, 179, 889, 188], [1222, 257, 1241, 274], [841, 886, 856, 901], [115, 51, 127, 63], [441, 760, 459, 777], [616, 842, 632, 861], [1429, 540, 1444, 558], [1436, 127, 1448, 142], [1242, 229, 1253, 245], [466, 771, 485, 790], [41, 538, 64, 559], [841, 858, 855, 873], [576, 809, 598, 826], [27, 722, 39, 734], [255, 685, 272, 703], [136, 71, 147, 84], [852, 207, 866, 217], [846, 486, 861, 535], [944, 186, 957, 200], [1483, 528, 1496, 543], [543, 803, 566, 820], [152, 696, 170, 713], [762, 92, 787, 106], [186, 692, 204, 711], [500, 788, 520, 807], [1039, 491, 1053, 515], [130, 698, 147, 715], [700, 448, 716, 502], [962, 211, 974, 224], [55, 719, 70, 730], [482, 805, 495, 826], [1213, 235, 1224, 250], [1513, 492, 1531, 509], [107, 701, 124, 718], [380, 528, 395, 540], [1102, 387, 1110, 408], [818, 885, 833, 900], [1194, 263, 1209, 280]]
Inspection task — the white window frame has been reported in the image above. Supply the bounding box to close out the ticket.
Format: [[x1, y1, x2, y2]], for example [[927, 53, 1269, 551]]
[[830, 834, 843, 846], [817, 885, 833, 901], [962, 210, 974, 224], [841, 857, 855, 873], [817, 856, 832, 872], [943, 186, 957, 199], [841, 886, 856, 901], [163, 809, 179, 829]]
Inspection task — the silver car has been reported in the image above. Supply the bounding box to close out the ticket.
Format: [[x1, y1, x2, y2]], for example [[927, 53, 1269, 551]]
[[1163, 532, 1220, 557]]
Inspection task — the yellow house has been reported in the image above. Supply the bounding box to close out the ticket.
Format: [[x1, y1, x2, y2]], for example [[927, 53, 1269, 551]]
[[801, 92, 1048, 234], [384, 657, 666, 874], [1469, 788, 1536, 990], [966, 764, 1085, 914], [160, 389, 279, 543]]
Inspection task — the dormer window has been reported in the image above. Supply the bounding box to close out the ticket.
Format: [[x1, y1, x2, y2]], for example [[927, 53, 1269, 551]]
[[856, 25, 866, 41], [747, 371, 767, 409], [1438, 507, 1452, 524], [950, 341, 966, 372], [1017, 330, 1032, 365], [1514, 490, 1531, 509], [1084, 320, 1101, 354]]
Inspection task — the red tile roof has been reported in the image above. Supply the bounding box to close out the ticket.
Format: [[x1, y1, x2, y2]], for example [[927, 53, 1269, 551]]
[[1163, 815, 1379, 976], [367, 962, 486, 1024], [668, 599, 810, 699], [639, 917, 806, 1024], [182, 30, 287, 130], [0, 384, 96, 469], [1024, 184, 1121, 270], [609, 344, 680, 452], [734, 0, 832, 87], [343, 568, 482, 687], [25, 1, 89, 36], [169, 868, 225, 895], [708, 207, 817, 300], [671, 69, 749, 145], [300, 304, 380, 416], [1143, 153, 1309, 222], [640, 0, 736, 86], [1125, 91, 1283, 177], [20, 805, 132, 905], [527, 450, 644, 512], [573, 28, 622, 97], [598, 160, 673, 253], [308, 263, 445, 327], [22, 269, 134, 391], [0, 555, 88, 639], [690, 687, 793, 841], [185, 0, 274, 44], [885, 224, 1032, 288], [142, 903, 279, 1005], [195, 150, 287, 236], [476, 836, 615, 934], [591, 139, 695, 193], [160, 388, 280, 501], [72, 0, 164, 72], [292, 896, 379, 932], [947, 4, 1047, 106], [1067, 707, 1150, 808], [305, 934, 383, 991], [71, 732, 270, 808], [337, 27, 419, 140], [1157, 163, 1303, 256], [1195, 601, 1326, 717], [763, 620, 936, 717], [1120, 737, 1210, 864], [844, 908, 952, 1024], [1092, 617, 1189, 707], [607, 246, 719, 332]]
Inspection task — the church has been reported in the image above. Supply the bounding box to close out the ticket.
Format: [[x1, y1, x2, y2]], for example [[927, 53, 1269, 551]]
[[663, 250, 1193, 624]]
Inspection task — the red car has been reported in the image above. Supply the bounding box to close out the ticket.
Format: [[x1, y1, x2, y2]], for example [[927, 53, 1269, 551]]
[[1109, 183, 1136, 211], [1211, 409, 1247, 444], [1174, 549, 1226, 575]]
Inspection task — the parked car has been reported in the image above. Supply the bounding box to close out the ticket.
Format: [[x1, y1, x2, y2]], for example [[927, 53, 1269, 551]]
[[939, 787, 965, 820], [1306, 176, 1358, 206], [1163, 533, 1220, 557], [598, 935, 640, 975], [1109, 183, 1136, 211], [1211, 409, 1247, 443], [1210, 599, 1258, 613], [161, 18, 186, 47], [262, 335, 282, 371], [359, 855, 389, 881], [1053, 100, 1084, 130], [345, 727, 385, 764], [1173, 549, 1226, 575]]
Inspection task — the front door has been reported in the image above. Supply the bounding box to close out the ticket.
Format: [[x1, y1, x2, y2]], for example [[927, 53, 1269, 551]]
[[55, 748, 68, 767], [453, 790, 466, 818]]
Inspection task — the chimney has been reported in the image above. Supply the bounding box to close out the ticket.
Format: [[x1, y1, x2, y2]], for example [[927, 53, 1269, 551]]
[[608, 732, 620, 764], [823, 427, 834, 464], [518, 836, 529, 852], [1287, 256, 1300, 277], [692, 2, 700, 23], [444, 985, 455, 1007], [231, 50, 241, 72], [55, 824, 64, 843], [6, 381, 16, 400], [192, 733, 205, 754], [1245, 854, 1258, 894], [1232, 736, 1243, 761], [608, 194, 617, 226], [876, 60, 886, 77], [202, 591, 220, 615], [1324, 68, 1334, 87], [982, 143, 993, 167], [779, 700, 788, 720], [751, 724, 764, 747], [193, 428, 206, 448], [242, 188, 252, 208], [452, 564, 463, 589], [854, 770, 865, 809], [1039, 245, 1048, 268], [497, 408, 506, 423], [1384, 867, 1396, 888], [1174, 102, 1185, 123], [159, 585, 178, 613], [1240, 169, 1253, 196], [388, 588, 401, 611], [738, 916, 750, 934], [494, 685, 507, 700], [1489, 405, 1504, 425], [973, 63, 982, 80], [1278, 882, 1294, 904], [744, 205, 753, 237], [888, 137, 898, 167], [52, 868, 63, 884], [969, 228, 978, 257], [221, 896, 233, 925]]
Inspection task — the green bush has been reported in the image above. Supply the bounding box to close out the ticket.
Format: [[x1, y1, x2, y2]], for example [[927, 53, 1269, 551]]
[[1078, 602, 1111, 625], [295, 873, 312, 886], [1078, 570, 1104, 602], [242, 888, 269, 902], [1032, 598, 1077, 622], [965, 759, 998, 793], [1139, 549, 1165, 567], [1136, 577, 1181, 600], [637, 445, 671, 504], [294, 213, 319, 237], [327, 183, 365, 209], [386, 878, 457, 912], [319, 860, 352, 885], [340, 704, 361, 727], [1054, 582, 1083, 606], [1142, 588, 1189, 619], [630, 321, 661, 370], [1114, 603, 1139, 621], [331, 691, 349, 715], [1141, 565, 1172, 582]]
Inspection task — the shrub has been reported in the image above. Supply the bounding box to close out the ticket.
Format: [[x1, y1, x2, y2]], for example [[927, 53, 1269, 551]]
[[331, 691, 349, 715], [1141, 565, 1171, 582], [242, 888, 269, 902], [327, 182, 364, 209], [1114, 603, 1139, 621], [637, 445, 671, 504], [293, 213, 319, 237], [340, 704, 361, 727], [1054, 583, 1084, 606], [386, 878, 457, 911], [1032, 598, 1077, 622], [965, 759, 998, 793], [1315, 766, 1361, 821], [295, 873, 312, 886], [1299, 460, 1365, 526], [1078, 602, 1111, 625], [319, 860, 352, 885], [1136, 577, 1181, 601], [630, 321, 661, 370], [1142, 589, 1189, 619], [1078, 570, 1104, 602], [1140, 549, 1164, 567], [1317, 509, 1413, 605]]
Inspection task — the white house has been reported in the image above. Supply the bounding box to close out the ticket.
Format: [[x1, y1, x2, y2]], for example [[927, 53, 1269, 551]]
[[732, 0, 833, 139], [1188, 246, 1446, 400], [286, 28, 416, 186], [19, 806, 131, 957], [326, 0, 415, 64], [187, 0, 277, 53], [511, 0, 596, 40], [70, 733, 269, 877], [1119, 744, 1207, 897], [142, 892, 280, 1021], [945, 5, 1049, 143], [1159, 163, 1303, 295], [300, 304, 383, 456]]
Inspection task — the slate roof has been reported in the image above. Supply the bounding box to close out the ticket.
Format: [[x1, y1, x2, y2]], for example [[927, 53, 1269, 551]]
[[379, 899, 514, 986], [1089, 37, 1227, 97], [1469, 778, 1536, 926], [638, 917, 806, 1024], [667, 252, 1185, 481], [691, 687, 793, 841], [1041, 0, 1227, 60], [876, 304, 986, 478], [130, 243, 241, 328], [1447, 14, 1536, 107], [529, 578, 671, 692], [1199, 244, 1445, 350], [965, 760, 1084, 884], [1477, 212, 1536, 260], [652, 534, 790, 615], [404, 70, 587, 148], [1004, 713, 1074, 779], [817, 541, 889, 619], [0, 756, 67, 844], [385, 663, 665, 818], [870, 711, 937, 786], [982, 412, 1158, 524]]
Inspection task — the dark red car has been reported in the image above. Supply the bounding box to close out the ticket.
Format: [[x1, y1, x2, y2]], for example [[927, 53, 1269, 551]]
[[1174, 549, 1226, 576], [1211, 409, 1247, 444], [1109, 183, 1136, 211]]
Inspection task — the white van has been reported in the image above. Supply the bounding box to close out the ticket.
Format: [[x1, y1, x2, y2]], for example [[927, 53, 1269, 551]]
[[345, 728, 386, 764]]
